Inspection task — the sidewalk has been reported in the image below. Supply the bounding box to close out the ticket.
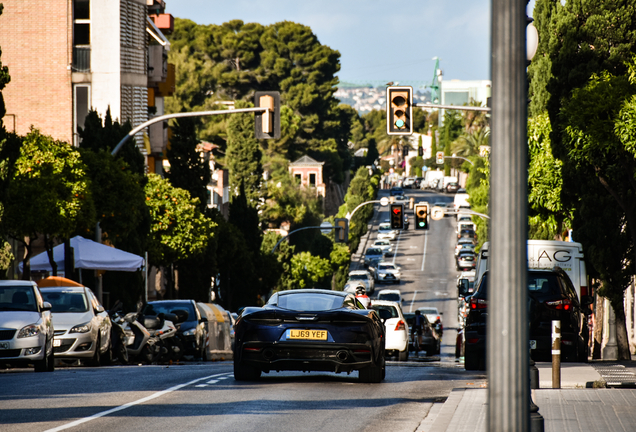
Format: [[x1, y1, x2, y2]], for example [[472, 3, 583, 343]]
[[418, 361, 636, 432]]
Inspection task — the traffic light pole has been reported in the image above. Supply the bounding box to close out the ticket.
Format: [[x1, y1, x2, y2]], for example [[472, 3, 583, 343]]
[[414, 103, 490, 112], [110, 107, 268, 156], [346, 199, 388, 221]]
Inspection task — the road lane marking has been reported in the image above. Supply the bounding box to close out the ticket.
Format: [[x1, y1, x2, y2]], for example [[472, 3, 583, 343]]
[[44, 372, 233, 431], [420, 231, 428, 272], [409, 290, 419, 313]]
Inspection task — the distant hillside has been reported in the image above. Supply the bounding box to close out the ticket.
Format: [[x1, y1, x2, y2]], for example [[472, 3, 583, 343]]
[[335, 86, 431, 114]]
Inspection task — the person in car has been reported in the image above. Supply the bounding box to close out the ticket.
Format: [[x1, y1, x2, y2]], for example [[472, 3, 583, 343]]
[[355, 286, 370, 308]]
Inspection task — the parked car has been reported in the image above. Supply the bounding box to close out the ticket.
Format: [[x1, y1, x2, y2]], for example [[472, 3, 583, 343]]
[[0, 280, 54, 372], [38, 278, 112, 366], [372, 239, 394, 257], [372, 262, 402, 284], [233, 289, 387, 382], [144, 300, 208, 359], [463, 268, 593, 370], [347, 270, 375, 294], [403, 312, 441, 355], [402, 177, 416, 189], [369, 300, 409, 361], [456, 252, 477, 271], [377, 289, 403, 303], [364, 247, 385, 267], [377, 223, 398, 240]]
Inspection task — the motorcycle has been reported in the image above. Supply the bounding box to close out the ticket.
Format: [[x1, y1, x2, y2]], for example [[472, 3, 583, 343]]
[[108, 302, 163, 365]]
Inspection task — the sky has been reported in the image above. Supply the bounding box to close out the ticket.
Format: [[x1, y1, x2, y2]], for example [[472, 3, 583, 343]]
[[164, 0, 502, 88]]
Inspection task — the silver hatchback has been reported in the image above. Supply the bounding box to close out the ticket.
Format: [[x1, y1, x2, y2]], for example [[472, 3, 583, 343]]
[[39, 283, 112, 366], [0, 280, 55, 372]]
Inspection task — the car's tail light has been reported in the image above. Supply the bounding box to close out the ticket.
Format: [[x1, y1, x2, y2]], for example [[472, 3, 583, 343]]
[[470, 298, 488, 310], [467, 338, 480, 344], [244, 347, 260, 352], [395, 320, 406, 331], [546, 298, 571, 311]]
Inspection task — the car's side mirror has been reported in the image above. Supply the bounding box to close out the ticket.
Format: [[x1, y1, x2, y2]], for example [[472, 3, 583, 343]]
[[95, 305, 105, 314], [458, 279, 469, 297], [42, 302, 52, 311]]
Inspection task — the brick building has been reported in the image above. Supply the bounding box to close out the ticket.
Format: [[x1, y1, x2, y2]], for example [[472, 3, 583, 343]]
[[288, 155, 326, 198], [0, 0, 174, 169]]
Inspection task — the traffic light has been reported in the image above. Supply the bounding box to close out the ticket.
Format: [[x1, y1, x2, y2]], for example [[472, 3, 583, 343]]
[[390, 204, 404, 230], [386, 86, 413, 135], [254, 91, 281, 139], [334, 218, 349, 243], [436, 151, 444, 165], [414, 203, 429, 230], [418, 146, 423, 157]]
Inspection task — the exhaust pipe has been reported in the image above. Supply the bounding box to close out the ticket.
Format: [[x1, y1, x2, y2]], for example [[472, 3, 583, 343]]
[[336, 350, 349, 362], [262, 349, 275, 360]]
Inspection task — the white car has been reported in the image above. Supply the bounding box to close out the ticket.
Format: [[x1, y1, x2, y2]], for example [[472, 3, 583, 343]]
[[370, 300, 409, 361], [0, 280, 55, 372], [347, 270, 375, 294], [372, 239, 394, 257], [377, 289, 403, 304], [417, 307, 442, 326], [377, 223, 398, 240], [39, 282, 112, 366], [373, 262, 402, 284]]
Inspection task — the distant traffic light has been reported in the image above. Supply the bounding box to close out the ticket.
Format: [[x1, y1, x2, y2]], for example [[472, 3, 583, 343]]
[[254, 91, 281, 139], [436, 151, 444, 165], [414, 203, 429, 230], [334, 218, 349, 243], [386, 86, 413, 135], [390, 204, 404, 230]]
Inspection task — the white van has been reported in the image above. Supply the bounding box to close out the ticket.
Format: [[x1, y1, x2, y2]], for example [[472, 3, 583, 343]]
[[454, 193, 470, 211], [423, 170, 444, 189], [475, 240, 588, 300]]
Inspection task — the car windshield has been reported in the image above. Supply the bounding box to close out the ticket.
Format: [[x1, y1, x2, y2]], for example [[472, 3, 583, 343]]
[[378, 225, 391, 231], [370, 304, 399, 318], [0, 286, 38, 312], [378, 264, 395, 270], [40, 290, 88, 313], [459, 255, 475, 261], [145, 302, 196, 321], [379, 293, 400, 302], [274, 293, 345, 311], [374, 241, 389, 246], [349, 274, 367, 280]]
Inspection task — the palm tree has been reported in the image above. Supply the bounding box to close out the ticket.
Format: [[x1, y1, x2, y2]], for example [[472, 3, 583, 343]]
[[452, 127, 490, 157]]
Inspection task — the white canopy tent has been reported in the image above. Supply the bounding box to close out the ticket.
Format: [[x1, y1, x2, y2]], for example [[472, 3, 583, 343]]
[[28, 236, 145, 272]]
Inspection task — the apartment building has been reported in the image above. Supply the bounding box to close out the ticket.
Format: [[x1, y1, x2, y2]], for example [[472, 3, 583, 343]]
[[0, 0, 174, 169]]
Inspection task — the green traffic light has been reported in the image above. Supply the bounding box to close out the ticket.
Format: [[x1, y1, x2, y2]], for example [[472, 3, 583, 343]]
[[395, 119, 405, 128], [418, 221, 425, 227]]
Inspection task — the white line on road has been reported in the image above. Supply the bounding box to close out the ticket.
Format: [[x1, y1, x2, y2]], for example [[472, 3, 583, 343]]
[[409, 290, 419, 313], [420, 232, 428, 272], [44, 372, 233, 432]]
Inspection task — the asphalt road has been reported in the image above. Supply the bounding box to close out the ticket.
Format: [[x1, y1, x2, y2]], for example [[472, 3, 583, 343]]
[[0, 188, 486, 432]]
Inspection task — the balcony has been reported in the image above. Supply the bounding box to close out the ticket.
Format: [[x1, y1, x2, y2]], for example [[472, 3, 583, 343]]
[[72, 47, 91, 73]]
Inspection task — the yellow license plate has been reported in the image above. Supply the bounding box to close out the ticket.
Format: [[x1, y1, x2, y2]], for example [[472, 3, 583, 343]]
[[288, 329, 328, 340]]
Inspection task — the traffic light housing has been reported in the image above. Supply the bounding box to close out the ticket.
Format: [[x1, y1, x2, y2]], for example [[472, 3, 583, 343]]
[[254, 91, 281, 139], [386, 86, 413, 135], [414, 203, 429, 230], [436, 151, 444, 165], [390, 204, 404, 230], [418, 146, 423, 157], [334, 218, 349, 243]]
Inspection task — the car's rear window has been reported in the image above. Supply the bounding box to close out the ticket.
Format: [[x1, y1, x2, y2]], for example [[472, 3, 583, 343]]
[[366, 248, 382, 255], [145, 302, 196, 321], [0, 286, 38, 312], [371, 304, 399, 318], [274, 293, 345, 311], [41, 290, 89, 313], [379, 293, 400, 302], [349, 274, 367, 280], [475, 272, 560, 298]]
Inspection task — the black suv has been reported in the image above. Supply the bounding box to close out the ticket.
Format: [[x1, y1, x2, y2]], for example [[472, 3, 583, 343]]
[[463, 267, 592, 371]]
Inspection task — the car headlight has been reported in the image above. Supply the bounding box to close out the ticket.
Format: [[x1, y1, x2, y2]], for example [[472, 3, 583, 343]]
[[182, 328, 196, 336], [18, 324, 40, 338], [70, 322, 92, 333]]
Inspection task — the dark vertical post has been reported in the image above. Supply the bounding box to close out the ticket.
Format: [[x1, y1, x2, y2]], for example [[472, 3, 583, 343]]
[[489, 0, 529, 431]]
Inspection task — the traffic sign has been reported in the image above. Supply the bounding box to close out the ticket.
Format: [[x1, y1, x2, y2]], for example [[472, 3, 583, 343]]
[[320, 221, 333, 235]]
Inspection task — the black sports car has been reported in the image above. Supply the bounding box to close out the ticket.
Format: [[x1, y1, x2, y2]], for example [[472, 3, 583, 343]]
[[233, 289, 388, 383]]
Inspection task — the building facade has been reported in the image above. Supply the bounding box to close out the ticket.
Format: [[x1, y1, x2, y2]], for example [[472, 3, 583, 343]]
[[0, 0, 173, 165]]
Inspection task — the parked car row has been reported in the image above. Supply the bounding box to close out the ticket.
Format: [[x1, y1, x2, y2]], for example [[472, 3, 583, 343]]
[[0, 277, 236, 373]]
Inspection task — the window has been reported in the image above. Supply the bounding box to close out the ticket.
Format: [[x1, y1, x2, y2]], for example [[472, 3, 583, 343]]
[[309, 173, 316, 186], [74, 85, 90, 146], [295, 173, 302, 183]]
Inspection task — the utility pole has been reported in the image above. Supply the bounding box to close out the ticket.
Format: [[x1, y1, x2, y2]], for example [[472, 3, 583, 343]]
[[489, 0, 529, 431]]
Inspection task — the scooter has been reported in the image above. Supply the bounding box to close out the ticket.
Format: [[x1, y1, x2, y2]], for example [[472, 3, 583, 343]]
[[108, 302, 162, 365]]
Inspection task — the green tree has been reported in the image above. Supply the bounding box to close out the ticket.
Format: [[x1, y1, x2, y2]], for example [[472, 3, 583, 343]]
[[225, 101, 262, 203], [4, 129, 95, 277], [289, 251, 331, 289], [165, 116, 210, 210], [144, 173, 215, 268]]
